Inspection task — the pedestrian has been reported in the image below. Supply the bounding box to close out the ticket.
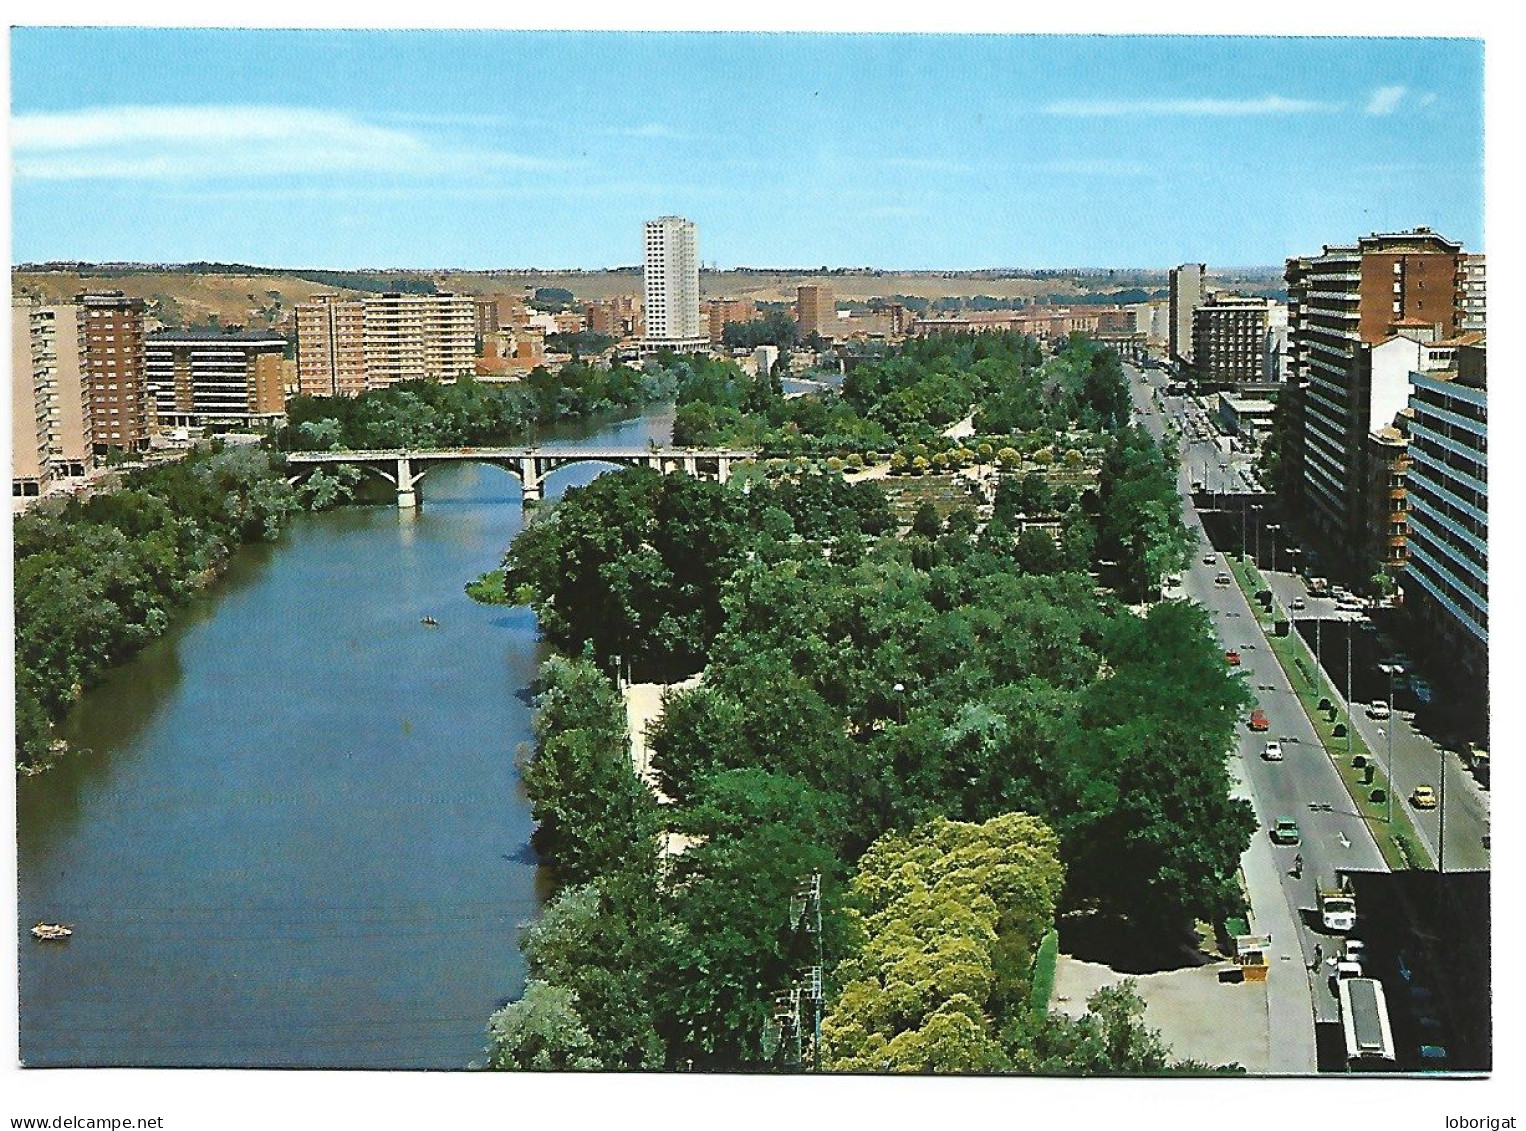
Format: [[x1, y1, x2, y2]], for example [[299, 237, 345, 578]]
[[1310, 943, 1322, 972]]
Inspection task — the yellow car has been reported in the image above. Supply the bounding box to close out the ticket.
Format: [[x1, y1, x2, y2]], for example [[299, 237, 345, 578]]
[[1410, 785, 1438, 810]]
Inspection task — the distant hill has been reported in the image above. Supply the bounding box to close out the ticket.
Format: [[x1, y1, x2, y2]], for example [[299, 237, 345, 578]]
[[12, 263, 1282, 331]]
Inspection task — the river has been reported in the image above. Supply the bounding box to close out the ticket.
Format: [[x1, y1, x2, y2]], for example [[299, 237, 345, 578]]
[[16, 405, 674, 1069]]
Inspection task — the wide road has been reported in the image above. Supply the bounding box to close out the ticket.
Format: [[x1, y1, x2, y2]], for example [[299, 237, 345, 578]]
[[1147, 374, 1489, 874], [1260, 583, 1490, 873], [1130, 364, 1386, 1037]]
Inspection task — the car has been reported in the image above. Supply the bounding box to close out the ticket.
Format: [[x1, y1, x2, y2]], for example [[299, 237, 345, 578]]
[[1215, 572, 1232, 587], [1270, 818, 1301, 845], [1368, 700, 1391, 720], [1202, 553, 1216, 566], [1290, 597, 1307, 611], [1410, 785, 1438, 810], [1248, 708, 1270, 732], [1225, 649, 1242, 666], [1262, 740, 1283, 761]]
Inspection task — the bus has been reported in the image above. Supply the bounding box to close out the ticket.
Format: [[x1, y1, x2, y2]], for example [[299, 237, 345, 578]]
[[1338, 977, 1396, 1071]]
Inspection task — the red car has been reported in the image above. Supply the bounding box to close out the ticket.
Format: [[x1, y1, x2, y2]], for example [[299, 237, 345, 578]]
[[1248, 708, 1269, 732], [1225, 650, 1242, 666]]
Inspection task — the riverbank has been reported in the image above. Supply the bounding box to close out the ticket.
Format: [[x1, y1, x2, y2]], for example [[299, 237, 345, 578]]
[[18, 406, 681, 1068]]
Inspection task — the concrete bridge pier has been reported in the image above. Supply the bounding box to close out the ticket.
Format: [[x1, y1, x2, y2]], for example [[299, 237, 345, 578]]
[[519, 456, 544, 505], [717, 456, 731, 485], [395, 456, 425, 509]]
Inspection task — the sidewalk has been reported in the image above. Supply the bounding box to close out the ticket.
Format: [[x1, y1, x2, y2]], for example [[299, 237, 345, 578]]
[[1229, 760, 1320, 1074], [623, 677, 701, 856]]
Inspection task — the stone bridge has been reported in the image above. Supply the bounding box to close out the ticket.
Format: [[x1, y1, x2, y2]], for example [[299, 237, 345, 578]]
[[284, 445, 756, 508]]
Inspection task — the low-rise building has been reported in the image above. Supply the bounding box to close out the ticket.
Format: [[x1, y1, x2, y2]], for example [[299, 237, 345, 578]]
[[1215, 393, 1277, 443], [703, 298, 756, 345]]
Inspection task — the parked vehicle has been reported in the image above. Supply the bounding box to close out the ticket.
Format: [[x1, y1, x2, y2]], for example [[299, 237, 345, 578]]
[[1368, 700, 1391, 720], [1467, 743, 1490, 786], [1290, 597, 1307, 611], [1249, 708, 1270, 732], [1271, 817, 1301, 845], [1215, 572, 1232, 587], [1308, 577, 1331, 596], [1339, 978, 1396, 1071], [1202, 553, 1217, 566], [1262, 740, 1283, 761], [1319, 879, 1358, 932], [1225, 649, 1242, 666]]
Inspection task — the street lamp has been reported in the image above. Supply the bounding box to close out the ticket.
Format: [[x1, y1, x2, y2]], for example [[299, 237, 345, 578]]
[[1267, 524, 1281, 574], [1344, 616, 1354, 757], [1378, 662, 1404, 826], [1251, 505, 1263, 567]]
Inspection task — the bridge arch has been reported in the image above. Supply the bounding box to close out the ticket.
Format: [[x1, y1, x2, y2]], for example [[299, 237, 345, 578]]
[[284, 446, 749, 510]]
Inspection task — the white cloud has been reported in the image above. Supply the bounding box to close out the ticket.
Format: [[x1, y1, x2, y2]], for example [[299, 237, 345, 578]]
[[1042, 95, 1332, 117], [1364, 86, 1407, 116], [11, 104, 561, 180]]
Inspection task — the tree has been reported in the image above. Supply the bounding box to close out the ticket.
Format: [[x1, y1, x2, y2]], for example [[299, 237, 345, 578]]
[[661, 770, 844, 1068], [484, 981, 601, 1071], [911, 502, 943, 540], [521, 654, 660, 884], [1013, 528, 1063, 575], [822, 814, 1064, 1072], [1002, 980, 1228, 1074], [516, 880, 670, 1069]]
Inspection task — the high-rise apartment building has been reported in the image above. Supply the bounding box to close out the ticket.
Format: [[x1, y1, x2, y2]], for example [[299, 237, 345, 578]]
[[1168, 263, 1206, 368], [796, 284, 835, 341], [12, 302, 53, 497], [12, 300, 93, 496], [1459, 254, 1487, 334], [80, 291, 150, 452], [296, 294, 367, 398], [146, 331, 288, 426], [1285, 227, 1474, 580], [642, 216, 706, 352], [1191, 295, 1270, 388], [361, 292, 477, 387], [1404, 339, 1486, 689]]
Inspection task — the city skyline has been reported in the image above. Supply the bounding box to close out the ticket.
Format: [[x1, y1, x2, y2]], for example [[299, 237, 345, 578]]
[[11, 29, 1484, 270]]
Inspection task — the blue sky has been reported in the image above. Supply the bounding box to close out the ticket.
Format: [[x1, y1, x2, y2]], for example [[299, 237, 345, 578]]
[[10, 29, 1485, 269]]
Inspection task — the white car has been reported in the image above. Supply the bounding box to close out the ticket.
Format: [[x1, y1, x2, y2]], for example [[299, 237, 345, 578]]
[[1369, 700, 1391, 720], [1262, 740, 1284, 761]]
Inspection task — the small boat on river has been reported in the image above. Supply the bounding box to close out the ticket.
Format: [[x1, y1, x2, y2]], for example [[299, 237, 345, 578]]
[[31, 922, 73, 942], [421, 616, 439, 627]]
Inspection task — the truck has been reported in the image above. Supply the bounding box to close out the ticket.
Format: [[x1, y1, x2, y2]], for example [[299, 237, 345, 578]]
[[1319, 879, 1358, 933]]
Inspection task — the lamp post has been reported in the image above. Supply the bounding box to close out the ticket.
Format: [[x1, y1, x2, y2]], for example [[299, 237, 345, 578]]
[[1438, 743, 1447, 874], [1267, 524, 1281, 574], [1378, 662, 1403, 825], [1252, 505, 1263, 567], [1345, 617, 1354, 756]]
